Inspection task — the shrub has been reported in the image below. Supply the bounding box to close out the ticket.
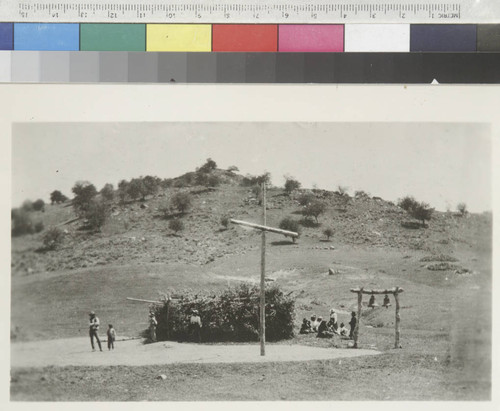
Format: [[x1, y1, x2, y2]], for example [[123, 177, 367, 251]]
[[398, 195, 418, 211], [171, 192, 192, 214], [142, 175, 161, 198], [50, 190, 68, 204], [127, 178, 146, 201], [41, 227, 64, 250], [11, 208, 34, 236], [457, 202, 467, 216], [323, 227, 334, 241], [72, 181, 98, 217], [151, 283, 295, 343], [227, 165, 239, 173], [198, 158, 217, 173], [33, 199, 45, 212], [409, 202, 434, 227], [241, 172, 271, 187], [169, 219, 184, 234], [100, 183, 115, 202], [220, 216, 230, 229], [297, 192, 315, 207], [284, 176, 301, 195], [354, 190, 370, 199], [21, 200, 34, 212], [279, 217, 301, 242], [34, 221, 44, 233], [117, 180, 129, 203], [84, 199, 109, 231], [303, 200, 327, 223]]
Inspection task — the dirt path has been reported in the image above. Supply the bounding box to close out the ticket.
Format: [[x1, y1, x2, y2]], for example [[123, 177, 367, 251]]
[[11, 337, 380, 368]]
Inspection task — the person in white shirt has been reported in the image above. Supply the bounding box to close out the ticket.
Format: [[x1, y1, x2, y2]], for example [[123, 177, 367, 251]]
[[89, 311, 102, 352], [310, 315, 319, 332], [189, 309, 202, 343]]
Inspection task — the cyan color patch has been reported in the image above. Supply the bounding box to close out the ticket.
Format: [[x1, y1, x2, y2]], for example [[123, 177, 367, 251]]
[[14, 23, 79, 51]]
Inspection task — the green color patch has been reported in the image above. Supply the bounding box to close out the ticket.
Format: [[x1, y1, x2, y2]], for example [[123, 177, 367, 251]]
[[80, 24, 145, 51]]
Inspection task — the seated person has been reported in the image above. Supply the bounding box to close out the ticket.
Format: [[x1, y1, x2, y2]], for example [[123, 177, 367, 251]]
[[383, 294, 391, 308], [299, 318, 312, 334], [310, 315, 319, 332], [317, 320, 334, 338], [338, 322, 349, 337], [368, 295, 377, 308], [327, 317, 338, 334]]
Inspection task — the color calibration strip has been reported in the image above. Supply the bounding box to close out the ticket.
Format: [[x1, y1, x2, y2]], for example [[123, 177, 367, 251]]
[[1, 23, 500, 52]]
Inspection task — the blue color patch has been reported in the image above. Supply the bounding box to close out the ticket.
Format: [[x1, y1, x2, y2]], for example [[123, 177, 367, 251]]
[[14, 23, 79, 51], [410, 24, 477, 52], [0, 23, 14, 50]]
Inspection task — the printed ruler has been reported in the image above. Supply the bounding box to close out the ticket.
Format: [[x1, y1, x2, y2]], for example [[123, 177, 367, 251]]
[[1, 0, 500, 23]]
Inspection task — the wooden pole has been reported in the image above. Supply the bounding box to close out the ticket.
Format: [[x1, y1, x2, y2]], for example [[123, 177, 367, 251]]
[[394, 287, 401, 348], [354, 287, 363, 348], [230, 219, 298, 238], [166, 298, 170, 340], [260, 182, 266, 356]]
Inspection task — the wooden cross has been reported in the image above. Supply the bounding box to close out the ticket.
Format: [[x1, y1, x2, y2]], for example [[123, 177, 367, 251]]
[[350, 287, 404, 349], [231, 183, 299, 356]]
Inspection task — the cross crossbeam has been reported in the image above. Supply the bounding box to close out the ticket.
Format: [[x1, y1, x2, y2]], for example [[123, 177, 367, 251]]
[[230, 219, 299, 238]]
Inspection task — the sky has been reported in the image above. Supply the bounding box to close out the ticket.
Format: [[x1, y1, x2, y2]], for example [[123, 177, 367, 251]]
[[12, 122, 491, 212]]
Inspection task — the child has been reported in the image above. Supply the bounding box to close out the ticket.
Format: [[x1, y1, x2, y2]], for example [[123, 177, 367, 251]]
[[299, 318, 312, 334], [107, 324, 116, 350], [338, 322, 349, 337]]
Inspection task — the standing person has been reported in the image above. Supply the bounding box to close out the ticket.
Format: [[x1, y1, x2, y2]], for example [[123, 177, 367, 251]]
[[349, 311, 357, 340], [189, 309, 202, 343], [149, 311, 158, 342], [89, 311, 102, 352], [328, 308, 338, 333], [107, 324, 116, 350]]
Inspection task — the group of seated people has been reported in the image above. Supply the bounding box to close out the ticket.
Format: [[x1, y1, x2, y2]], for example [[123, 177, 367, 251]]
[[299, 309, 357, 339]]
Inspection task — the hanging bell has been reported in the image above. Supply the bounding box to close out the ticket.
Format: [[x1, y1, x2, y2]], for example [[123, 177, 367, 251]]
[[383, 294, 391, 308]]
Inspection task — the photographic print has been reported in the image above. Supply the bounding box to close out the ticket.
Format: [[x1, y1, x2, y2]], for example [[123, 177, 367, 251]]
[[10, 120, 492, 401]]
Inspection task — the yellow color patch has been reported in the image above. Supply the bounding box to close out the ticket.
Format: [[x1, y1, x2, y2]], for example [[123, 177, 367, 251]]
[[147, 24, 212, 52]]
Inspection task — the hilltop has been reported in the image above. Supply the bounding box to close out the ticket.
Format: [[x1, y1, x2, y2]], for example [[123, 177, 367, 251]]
[[11, 166, 491, 277]]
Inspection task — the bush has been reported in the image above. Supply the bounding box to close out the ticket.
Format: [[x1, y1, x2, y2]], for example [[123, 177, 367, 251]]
[[284, 177, 301, 195], [72, 181, 98, 216], [398, 196, 418, 211], [409, 202, 434, 227], [41, 227, 64, 250], [354, 190, 370, 199], [169, 219, 184, 234], [198, 158, 217, 173], [227, 165, 239, 173], [220, 216, 230, 229], [21, 200, 34, 212], [279, 217, 301, 242], [323, 227, 334, 241], [50, 190, 68, 204], [100, 183, 115, 202], [33, 199, 45, 212], [34, 221, 44, 233], [151, 283, 295, 343], [127, 178, 146, 201], [457, 202, 467, 216], [297, 192, 315, 207], [171, 192, 192, 214], [303, 200, 327, 223], [241, 172, 271, 187], [84, 200, 109, 231], [117, 180, 129, 203], [11, 208, 34, 236]]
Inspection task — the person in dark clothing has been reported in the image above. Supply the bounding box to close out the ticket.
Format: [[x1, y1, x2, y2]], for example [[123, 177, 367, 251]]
[[349, 311, 357, 339], [299, 318, 313, 334], [89, 311, 103, 352], [317, 320, 334, 338], [107, 324, 116, 350]]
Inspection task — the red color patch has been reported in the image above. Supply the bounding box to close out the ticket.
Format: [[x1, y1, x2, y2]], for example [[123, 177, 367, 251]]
[[213, 25, 278, 52]]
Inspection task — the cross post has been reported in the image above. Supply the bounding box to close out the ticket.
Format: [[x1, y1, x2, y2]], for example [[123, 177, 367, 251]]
[[230, 183, 298, 356]]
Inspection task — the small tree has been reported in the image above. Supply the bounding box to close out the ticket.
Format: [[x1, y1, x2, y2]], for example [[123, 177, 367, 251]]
[[117, 180, 129, 203], [142, 175, 161, 198], [323, 227, 334, 241], [457, 202, 468, 216], [198, 158, 217, 173], [284, 176, 301, 196], [171, 192, 192, 214], [84, 199, 109, 231], [42, 227, 64, 250], [100, 183, 115, 202], [409, 202, 434, 227], [398, 195, 418, 211], [33, 199, 45, 212], [72, 181, 98, 217], [11, 208, 34, 236], [169, 219, 184, 235], [127, 178, 146, 201], [279, 217, 302, 243], [227, 165, 239, 173], [21, 200, 34, 212], [297, 192, 315, 207], [50, 190, 67, 204], [303, 200, 326, 223]]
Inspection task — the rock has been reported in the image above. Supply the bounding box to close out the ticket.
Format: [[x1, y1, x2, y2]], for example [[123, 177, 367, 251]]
[[328, 268, 337, 275], [140, 203, 148, 209], [330, 246, 335, 250], [156, 374, 167, 380]]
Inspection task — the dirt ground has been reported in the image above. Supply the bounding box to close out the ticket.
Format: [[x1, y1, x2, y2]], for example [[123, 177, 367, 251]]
[[11, 337, 380, 368]]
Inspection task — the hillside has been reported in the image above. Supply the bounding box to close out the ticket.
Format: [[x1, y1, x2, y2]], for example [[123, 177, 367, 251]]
[[11, 168, 491, 277]]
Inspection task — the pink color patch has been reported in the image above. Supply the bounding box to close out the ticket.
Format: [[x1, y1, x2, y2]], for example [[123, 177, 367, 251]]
[[278, 25, 344, 52]]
